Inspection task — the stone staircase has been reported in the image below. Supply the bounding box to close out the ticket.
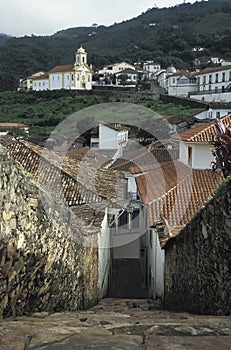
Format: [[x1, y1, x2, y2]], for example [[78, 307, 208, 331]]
[[0, 298, 230, 349]]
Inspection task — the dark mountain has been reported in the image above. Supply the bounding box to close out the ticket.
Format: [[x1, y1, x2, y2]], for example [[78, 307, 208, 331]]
[[0, 34, 11, 46], [0, 0, 231, 91]]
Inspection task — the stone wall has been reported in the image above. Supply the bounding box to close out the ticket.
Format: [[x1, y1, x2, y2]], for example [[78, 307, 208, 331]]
[[0, 146, 99, 318], [164, 177, 231, 315], [160, 93, 207, 108]]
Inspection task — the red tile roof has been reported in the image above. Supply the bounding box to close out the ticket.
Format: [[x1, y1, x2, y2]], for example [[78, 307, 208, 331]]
[[32, 73, 49, 80], [0, 123, 28, 128], [172, 114, 231, 143], [170, 70, 195, 79], [132, 161, 192, 203], [195, 65, 231, 75], [116, 69, 137, 75], [134, 160, 223, 237], [49, 64, 74, 73]]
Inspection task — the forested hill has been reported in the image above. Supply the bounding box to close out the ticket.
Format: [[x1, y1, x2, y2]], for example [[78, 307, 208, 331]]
[[1, 0, 231, 91]]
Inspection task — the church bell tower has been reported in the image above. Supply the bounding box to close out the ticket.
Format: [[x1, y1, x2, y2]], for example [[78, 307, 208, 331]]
[[75, 45, 87, 66]]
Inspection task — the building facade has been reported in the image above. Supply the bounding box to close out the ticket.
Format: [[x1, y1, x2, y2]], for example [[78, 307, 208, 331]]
[[28, 46, 92, 91], [189, 65, 231, 102], [143, 61, 161, 80], [166, 71, 197, 97]]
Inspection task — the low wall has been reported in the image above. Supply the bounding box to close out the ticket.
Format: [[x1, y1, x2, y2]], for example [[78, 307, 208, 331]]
[[164, 177, 231, 315], [160, 94, 207, 108], [0, 146, 99, 318]]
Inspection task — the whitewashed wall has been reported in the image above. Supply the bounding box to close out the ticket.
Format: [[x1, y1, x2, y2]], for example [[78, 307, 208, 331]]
[[98, 209, 111, 297], [179, 141, 189, 166], [49, 73, 63, 90], [179, 141, 214, 169], [192, 144, 214, 169], [99, 125, 118, 149], [190, 92, 231, 103], [195, 109, 231, 120], [33, 79, 49, 91], [147, 229, 165, 299]]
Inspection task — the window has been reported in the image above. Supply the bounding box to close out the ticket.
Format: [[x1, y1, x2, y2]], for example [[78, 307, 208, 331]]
[[88, 75, 90, 82], [215, 87, 218, 93], [229, 71, 231, 81], [203, 76, 206, 84], [216, 112, 220, 118], [150, 230, 153, 248], [209, 74, 212, 84], [71, 74, 74, 81], [77, 74, 79, 81], [215, 73, 219, 83], [43, 82, 45, 86], [172, 78, 175, 84], [188, 146, 192, 166], [67, 75, 69, 80], [209, 84, 211, 91], [82, 56, 85, 63], [222, 72, 226, 82]]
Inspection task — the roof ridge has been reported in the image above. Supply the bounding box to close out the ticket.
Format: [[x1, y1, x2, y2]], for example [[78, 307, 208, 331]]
[[190, 121, 214, 141]]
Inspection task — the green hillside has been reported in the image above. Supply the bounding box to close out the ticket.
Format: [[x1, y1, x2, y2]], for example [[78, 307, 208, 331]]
[[0, 90, 203, 137], [0, 0, 230, 90]]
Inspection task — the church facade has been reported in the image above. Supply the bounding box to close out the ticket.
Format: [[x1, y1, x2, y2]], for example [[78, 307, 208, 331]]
[[27, 46, 92, 91]]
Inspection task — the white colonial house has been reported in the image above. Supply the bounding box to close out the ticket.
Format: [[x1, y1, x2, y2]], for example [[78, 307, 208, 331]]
[[166, 70, 197, 97], [19, 71, 46, 91], [189, 65, 231, 102], [194, 102, 231, 121], [98, 62, 136, 76], [115, 69, 138, 85], [171, 114, 231, 169], [155, 69, 167, 89], [90, 123, 129, 158], [143, 61, 161, 80], [156, 66, 177, 89], [27, 46, 92, 91]]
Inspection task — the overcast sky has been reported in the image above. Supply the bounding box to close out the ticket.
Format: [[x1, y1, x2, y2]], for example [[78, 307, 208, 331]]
[[1, 0, 197, 37]]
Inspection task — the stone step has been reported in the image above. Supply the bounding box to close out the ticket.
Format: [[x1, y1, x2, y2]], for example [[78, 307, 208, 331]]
[[0, 298, 230, 349]]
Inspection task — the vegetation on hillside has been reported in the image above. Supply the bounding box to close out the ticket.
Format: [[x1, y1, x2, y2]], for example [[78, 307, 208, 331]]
[[0, 91, 108, 136], [0, 91, 203, 137], [0, 0, 230, 91]]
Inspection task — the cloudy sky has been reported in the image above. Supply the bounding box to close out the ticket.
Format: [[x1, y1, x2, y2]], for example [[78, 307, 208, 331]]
[[1, 0, 197, 37]]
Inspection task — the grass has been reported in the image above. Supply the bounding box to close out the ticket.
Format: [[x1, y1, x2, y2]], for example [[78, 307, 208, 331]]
[[0, 91, 204, 137]]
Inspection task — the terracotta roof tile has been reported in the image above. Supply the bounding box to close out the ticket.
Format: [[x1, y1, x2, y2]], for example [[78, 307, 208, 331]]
[[49, 64, 74, 73], [170, 70, 195, 79], [116, 69, 137, 75], [32, 73, 49, 80], [195, 65, 231, 75], [172, 114, 231, 143], [132, 161, 192, 203], [0, 123, 28, 127], [8, 140, 124, 204], [134, 160, 223, 237]]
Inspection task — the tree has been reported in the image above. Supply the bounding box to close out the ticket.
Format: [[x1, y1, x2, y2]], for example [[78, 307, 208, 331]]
[[210, 119, 231, 178]]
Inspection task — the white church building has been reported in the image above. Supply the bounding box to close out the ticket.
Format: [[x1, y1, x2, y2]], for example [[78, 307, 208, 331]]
[[26, 46, 92, 91]]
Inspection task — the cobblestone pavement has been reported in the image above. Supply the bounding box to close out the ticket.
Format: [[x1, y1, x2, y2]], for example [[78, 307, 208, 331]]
[[0, 298, 230, 349]]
